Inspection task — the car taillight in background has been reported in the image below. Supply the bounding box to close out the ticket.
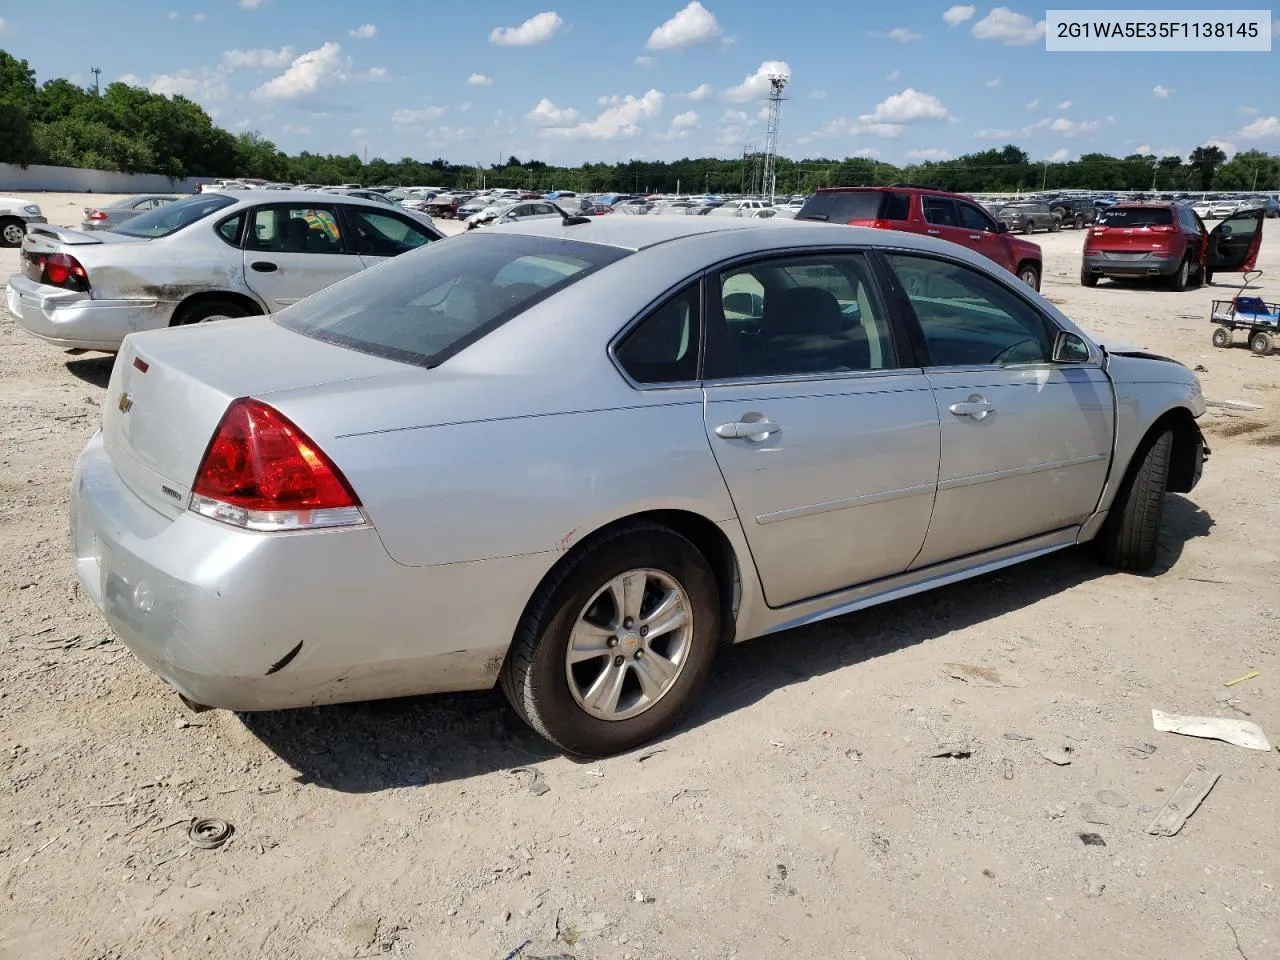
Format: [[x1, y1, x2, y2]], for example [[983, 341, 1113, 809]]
[[87, 209, 108, 221], [190, 398, 364, 532], [26, 252, 90, 292]]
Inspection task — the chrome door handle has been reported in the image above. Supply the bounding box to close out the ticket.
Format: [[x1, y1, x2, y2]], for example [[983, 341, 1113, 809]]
[[715, 419, 782, 441], [948, 396, 994, 420], [927, 228, 941, 235]]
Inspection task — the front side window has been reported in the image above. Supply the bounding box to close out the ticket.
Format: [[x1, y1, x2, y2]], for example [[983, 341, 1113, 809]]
[[885, 253, 1054, 366], [247, 205, 344, 254], [957, 202, 997, 232], [710, 254, 898, 379], [345, 209, 434, 256], [112, 193, 236, 238], [614, 283, 700, 385]]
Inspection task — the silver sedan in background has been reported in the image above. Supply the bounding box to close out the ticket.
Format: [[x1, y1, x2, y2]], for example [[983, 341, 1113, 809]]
[[81, 194, 182, 231], [70, 216, 1207, 756]]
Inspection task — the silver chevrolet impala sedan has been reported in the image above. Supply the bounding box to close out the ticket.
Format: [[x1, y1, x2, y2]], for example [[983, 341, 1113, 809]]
[[70, 215, 1208, 756]]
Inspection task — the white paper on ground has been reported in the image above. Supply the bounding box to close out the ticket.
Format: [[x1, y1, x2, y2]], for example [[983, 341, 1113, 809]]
[[1151, 709, 1272, 751]]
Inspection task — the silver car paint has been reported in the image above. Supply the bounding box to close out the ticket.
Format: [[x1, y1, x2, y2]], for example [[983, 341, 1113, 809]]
[[70, 215, 1206, 711], [7, 191, 442, 351]]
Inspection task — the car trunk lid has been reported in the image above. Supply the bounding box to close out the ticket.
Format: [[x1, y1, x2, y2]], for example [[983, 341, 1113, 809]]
[[102, 317, 417, 519]]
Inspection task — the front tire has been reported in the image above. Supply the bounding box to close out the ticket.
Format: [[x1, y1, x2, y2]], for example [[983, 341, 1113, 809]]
[[1095, 430, 1172, 572], [1017, 262, 1041, 292], [501, 523, 721, 757], [1211, 326, 1232, 348]]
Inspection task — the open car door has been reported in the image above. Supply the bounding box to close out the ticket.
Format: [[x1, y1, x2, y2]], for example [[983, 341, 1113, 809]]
[[1207, 209, 1263, 275]]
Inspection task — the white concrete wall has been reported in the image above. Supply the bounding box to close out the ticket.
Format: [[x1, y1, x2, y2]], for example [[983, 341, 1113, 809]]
[[0, 163, 212, 194]]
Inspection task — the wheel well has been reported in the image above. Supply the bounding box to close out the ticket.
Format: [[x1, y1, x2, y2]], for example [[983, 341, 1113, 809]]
[[543, 510, 742, 644], [170, 291, 264, 326], [1150, 407, 1203, 493], [1015, 259, 1040, 276]]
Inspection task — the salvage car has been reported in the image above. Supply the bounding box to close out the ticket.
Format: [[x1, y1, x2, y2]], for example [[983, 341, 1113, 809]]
[[81, 194, 181, 232], [0, 195, 48, 247], [6, 191, 443, 352], [70, 216, 1208, 756]]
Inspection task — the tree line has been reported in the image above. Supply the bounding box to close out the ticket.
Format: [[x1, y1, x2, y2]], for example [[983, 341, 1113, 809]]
[[2, 50, 1277, 196]]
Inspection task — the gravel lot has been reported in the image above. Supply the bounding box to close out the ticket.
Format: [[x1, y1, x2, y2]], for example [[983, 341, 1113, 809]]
[[1, 194, 1278, 960]]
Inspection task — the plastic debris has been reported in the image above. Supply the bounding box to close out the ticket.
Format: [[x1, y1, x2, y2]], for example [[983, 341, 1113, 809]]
[[1078, 833, 1107, 847], [1146, 764, 1220, 837], [1151, 709, 1271, 751], [1223, 671, 1260, 688], [1096, 789, 1129, 808], [927, 742, 972, 759], [187, 818, 233, 850], [635, 747, 667, 763], [509, 767, 551, 796], [1126, 741, 1158, 756], [1002, 732, 1033, 741], [1040, 745, 1074, 766]]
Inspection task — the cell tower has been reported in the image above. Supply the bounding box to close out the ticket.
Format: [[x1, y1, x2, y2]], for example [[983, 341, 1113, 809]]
[[760, 73, 789, 204]]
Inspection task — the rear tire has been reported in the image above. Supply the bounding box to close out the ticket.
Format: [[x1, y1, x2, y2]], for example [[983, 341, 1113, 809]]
[[1167, 257, 1191, 291], [1050, 219, 1061, 233], [172, 298, 251, 326], [500, 523, 721, 757], [1080, 266, 1098, 287], [1251, 331, 1275, 357], [1095, 429, 1173, 572], [1204, 270, 1214, 285], [1017, 262, 1041, 292], [0, 217, 25, 248]]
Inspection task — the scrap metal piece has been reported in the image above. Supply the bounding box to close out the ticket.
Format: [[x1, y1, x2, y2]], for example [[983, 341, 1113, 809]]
[[1146, 765, 1220, 837]]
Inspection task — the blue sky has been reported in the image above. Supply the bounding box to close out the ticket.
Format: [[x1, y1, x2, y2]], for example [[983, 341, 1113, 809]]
[[2, 1, 1277, 165]]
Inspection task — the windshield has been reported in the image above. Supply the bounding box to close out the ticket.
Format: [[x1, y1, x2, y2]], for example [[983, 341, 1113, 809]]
[[113, 193, 236, 238], [1098, 207, 1173, 227], [275, 233, 629, 367]]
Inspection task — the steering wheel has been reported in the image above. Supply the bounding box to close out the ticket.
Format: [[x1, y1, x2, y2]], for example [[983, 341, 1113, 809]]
[[990, 337, 1039, 364]]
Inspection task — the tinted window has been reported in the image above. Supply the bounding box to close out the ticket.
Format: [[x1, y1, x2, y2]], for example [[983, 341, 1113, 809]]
[[922, 196, 959, 226], [885, 253, 1053, 366], [957, 202, 997, 231], [615, 283, 700, 385], [345, 209, 434, 256], [1098, 207, 1173, 227], [276, 233, 628, 368], [112, 193, 236, 238], [711, 254, 897, 378], [215, 213, 244, 247], [247, 205, 344, 254], [797, 191, 887, 223]]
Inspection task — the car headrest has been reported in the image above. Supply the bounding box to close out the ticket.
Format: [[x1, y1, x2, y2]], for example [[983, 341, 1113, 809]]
[[763, 286, 845, 337]]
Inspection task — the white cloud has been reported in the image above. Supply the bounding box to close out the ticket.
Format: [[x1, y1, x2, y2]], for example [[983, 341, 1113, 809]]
[[350, 128, 367, 138], [885, 69, 901, 82], [906, 148, 951, 160], [193, 12, 207, 22], [392, 106, 448, 125], [943, 5, 976, 25], [1057, 100, 1072, 109], [468, 73, 493, 86], [810, 89, 826, 99], [360, 67, 388, 81], [798, 117, 907, 141], [118, 69, 229, 102], [1203, 138, 1237, 157], [221, 46, 295, 70], [1046, 148, 1069, 162], [646, 2, 722, 50], [973, 127, 1014, 139], [723, 60, 790, 102], [526, 98, 581, 126], [238, 0, 266, 8], [459, 102, 472, 112], [851, 147, 880, 158], [349, 23, 376, 39], [166, 11, 178, 21], [972, 6, 1045, 45], [721, 108, 751, 124], [984, 78, 1000, 88], [1025, 116, 1101, 139], [680, 82, 712, 100], [252, 42, 346, 102], [540, 89, 664, 141], [281, 123, 310, 135], [671, 110, 699, 128], [635, 55, 655, 66], [490, 11, 564, 46], [1135, 144, 1152, 154], [873, 27, 922, 43], [1238, 105, 1258, 115], [860, 88, 949, 123], [1153, 84, 1172, 99], [1026, 98, 1040, 110], [1238, 115, 1280, 139]]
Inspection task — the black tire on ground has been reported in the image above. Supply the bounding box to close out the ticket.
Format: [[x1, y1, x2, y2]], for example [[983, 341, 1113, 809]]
[[1251, 331, 1275, 356], [1075, 214, 1085, 229], [1167, 256, 1191, 291], [1095, 429, 1173, 572], [1080, 266, 1098, 287], [0, 217, 26, 248], [1204, 270, 1214, 285], [171, 298, 250, 326], [1050, 219, 1061, 232], [1211, 326, 1232, 348], [500, 522, 721, 757], [1017, 262, 1041, 292]]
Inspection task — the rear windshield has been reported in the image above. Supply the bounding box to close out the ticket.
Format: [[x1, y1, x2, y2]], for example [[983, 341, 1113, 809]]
[[275, 233, 629, 367], [112, 193, 236, 238], [1098, 207, 1173, 227], [797, 191, 909, 223]]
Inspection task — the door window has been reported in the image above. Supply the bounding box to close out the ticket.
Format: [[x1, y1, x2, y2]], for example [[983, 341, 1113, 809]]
[[957, 202, 998, 232], [710, 254, 898, 379], [614, 283, 700, 385], [248, 205, 345, 254], [885, 253, 1054, 366], [922, 196, 959, 227], [345, 209, 434, 256]]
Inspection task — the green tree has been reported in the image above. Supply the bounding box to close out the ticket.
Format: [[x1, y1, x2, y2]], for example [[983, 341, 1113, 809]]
[[0, 101, 40, 165], [1188, 145, 1227, 190], [1215, 149, 1280, 191]]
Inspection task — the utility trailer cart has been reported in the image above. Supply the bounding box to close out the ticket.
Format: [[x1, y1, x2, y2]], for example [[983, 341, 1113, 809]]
[[1210, 271, 1279, 356]]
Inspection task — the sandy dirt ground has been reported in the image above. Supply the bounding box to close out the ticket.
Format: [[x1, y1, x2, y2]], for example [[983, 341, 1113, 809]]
[[1, 194, 1278, 960]]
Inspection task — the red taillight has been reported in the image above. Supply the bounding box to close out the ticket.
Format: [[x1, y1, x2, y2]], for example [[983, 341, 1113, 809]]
[[88, 210, 107, 221], [40, 253, 89, 291], [190, 398, 363, 532]]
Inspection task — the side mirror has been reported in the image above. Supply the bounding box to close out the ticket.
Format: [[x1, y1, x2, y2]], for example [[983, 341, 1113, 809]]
[[1052, 330, 1091, 363], [994, 221, 1008, 234]]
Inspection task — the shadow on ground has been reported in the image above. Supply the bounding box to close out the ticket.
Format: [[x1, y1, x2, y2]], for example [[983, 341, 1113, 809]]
[[65, 355, 115, 389], [242, 495, 1213, 793]]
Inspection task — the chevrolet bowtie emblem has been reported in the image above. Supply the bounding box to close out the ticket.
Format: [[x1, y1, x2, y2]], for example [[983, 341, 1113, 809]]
[[117, 392, 133, 413]]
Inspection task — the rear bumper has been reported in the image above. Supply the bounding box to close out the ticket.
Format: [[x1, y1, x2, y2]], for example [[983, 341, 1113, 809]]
[[1082, 252, 1180, 278], [5, 274, 172, 351], [70, 432, 540, 711]]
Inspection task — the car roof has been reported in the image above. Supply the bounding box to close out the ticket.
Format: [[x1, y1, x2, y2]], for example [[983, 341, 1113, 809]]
[[1110, 201, 1176, 208], [217, 189, 394, 210], [494, 213, 827, 250]]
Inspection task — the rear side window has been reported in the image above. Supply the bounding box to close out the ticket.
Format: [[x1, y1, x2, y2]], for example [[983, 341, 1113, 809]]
[[275, 233, 629, 368], [614, 283, 700, 385], [112, 193, 236, 238], [922, 196, 959, 226], [798, 191, 903, 223], [1098, 207, 1173, 227]]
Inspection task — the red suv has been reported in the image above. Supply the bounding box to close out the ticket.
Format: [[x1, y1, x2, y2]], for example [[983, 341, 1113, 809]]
[[1081, 202, 1263, 290], [797, 186, 1044, 290]]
